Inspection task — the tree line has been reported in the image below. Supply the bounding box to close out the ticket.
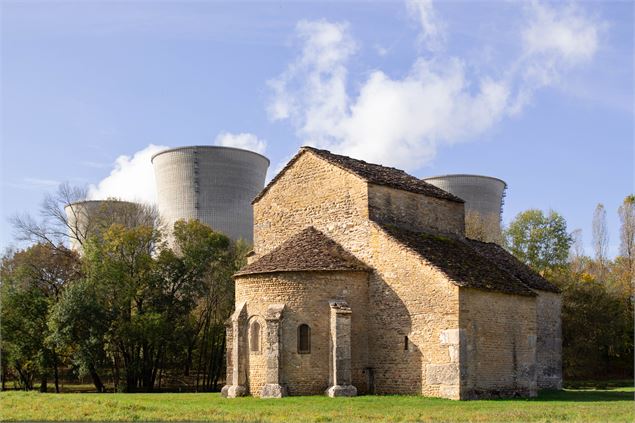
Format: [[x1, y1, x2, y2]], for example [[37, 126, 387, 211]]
[[503, 196, 634, 380], [1, 185, 633, 391], [1, 185, 247, 392]]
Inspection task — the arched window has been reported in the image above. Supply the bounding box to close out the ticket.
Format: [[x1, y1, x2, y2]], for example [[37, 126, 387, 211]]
[[250, 321, 261, 353], [297, 324, 311, 354]]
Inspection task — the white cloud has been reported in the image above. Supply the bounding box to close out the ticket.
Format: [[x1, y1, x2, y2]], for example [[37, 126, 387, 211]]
[[522, 1, 598, 65], [267, 1, 600, 171], [214, 132, 266, 154], [88, 144, 168, 204], [267, 20, 356, 123], [406, 0, 446, 51], [509, 1, 601, 114]]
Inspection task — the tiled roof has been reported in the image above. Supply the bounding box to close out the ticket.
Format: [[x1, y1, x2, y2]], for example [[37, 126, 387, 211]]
[[234, 227, 370, 276], [252, 147, 464, 204], [377, 223, 536, 296], [466, 239, 560, 293]]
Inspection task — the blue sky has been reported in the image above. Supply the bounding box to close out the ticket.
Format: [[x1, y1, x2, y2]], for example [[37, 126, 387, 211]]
[[1, 1, 633, 256]]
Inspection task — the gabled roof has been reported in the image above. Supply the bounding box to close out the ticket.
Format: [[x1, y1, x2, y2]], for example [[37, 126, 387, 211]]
[[376, 223, 536, 297], [252, 147, 464, 204], [466, 239, 560, 293], [234, 227, 370, 277]]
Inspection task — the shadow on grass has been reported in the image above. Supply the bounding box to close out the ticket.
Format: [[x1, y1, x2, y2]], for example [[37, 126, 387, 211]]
[[533, 388, 634, 402]]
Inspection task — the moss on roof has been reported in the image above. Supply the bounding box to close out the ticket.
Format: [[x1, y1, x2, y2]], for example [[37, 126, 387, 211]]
[[377, 223, 536, 297], [253, 147, 464, 204], [466, 239, 560, 293], [234, 227, 370, 277]]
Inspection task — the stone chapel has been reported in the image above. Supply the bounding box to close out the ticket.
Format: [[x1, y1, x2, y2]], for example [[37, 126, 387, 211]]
[[221, 146, 562, 400]]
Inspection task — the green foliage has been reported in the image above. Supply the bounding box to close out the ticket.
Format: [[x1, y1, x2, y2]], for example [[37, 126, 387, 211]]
[[505, 209, 572, 273], [552, 269, 634, 380], [506, 206, 633, 381], [71, 219, 238, 392], [1, 282, 49, 390], [0, 244, 78, 391], [47, 279, 110, 392], [2, 214, 246, 393]]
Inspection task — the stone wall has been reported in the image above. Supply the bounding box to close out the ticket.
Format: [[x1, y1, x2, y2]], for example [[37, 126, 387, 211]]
[[247, 149, 550, 400], [235, 271, 369, 396], [246, 315, 267, 395], [253, 152, 371, 260], [367, 224, 462, 398], [252, 151, 468, 399], [535, 291, 562, 389], [459, 288, 537, 398], [368, 184, 465, 236]]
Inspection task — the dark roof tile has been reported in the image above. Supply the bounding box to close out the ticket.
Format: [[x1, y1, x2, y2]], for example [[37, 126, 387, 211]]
[[235, 227, 370, 276], [377, 223, 536, 296], [466, 239, 560, 293]]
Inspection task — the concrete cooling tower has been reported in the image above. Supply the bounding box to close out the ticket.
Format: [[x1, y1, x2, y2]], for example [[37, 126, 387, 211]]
[[423, 174, 507, 237], [64, 200, 144, 252], [151, 146, 269, 243]]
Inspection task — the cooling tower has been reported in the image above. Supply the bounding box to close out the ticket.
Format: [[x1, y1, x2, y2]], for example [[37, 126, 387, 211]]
[[151, 146, 269, 243], [64, 200, 144, 252], [423, 174, 507, 237]]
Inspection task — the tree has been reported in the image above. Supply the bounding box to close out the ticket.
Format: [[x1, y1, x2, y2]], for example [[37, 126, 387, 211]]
[[505, 209, 572, 274], [569, 228, 585, 273], [0, 244, 80, 391], [592, 203, 609, 275], [552, 267, 633, 380], [47, 279, 110, 392], [82, 223, 162, 392], [11, 183, 87, 251], [11, 182, 162, 253], [192, 238, 249, 391], [618, 195, 635, 275], [74, 219, 235, 392]]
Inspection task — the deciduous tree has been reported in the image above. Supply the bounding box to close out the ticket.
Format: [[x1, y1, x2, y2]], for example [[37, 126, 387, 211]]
[[505, 209, 572, 274]]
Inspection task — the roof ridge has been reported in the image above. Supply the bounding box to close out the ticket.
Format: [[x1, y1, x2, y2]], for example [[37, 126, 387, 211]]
[[252, 146, 464, 204]]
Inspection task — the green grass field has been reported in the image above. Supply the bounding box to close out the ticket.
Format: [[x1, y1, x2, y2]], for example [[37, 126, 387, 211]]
[[1, 386, 633, 422]]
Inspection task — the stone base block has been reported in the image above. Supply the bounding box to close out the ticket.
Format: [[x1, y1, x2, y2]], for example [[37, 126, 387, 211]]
[[439, 384, 460, 400], [261, 383, 288, 398], [426, 363, 459, 385], [224, 385, 247, 398], [325, 385, 357, 397], [221, 385, 230, 398]]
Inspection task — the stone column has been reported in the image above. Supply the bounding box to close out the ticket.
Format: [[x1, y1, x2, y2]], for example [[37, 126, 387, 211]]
[[325, 300, 357, 397], [222, 302, 247, 398], [261, 304, 287, 398], [220, 318, 233, 398]]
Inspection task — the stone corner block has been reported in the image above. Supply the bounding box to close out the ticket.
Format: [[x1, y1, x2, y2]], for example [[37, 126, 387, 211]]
[[439, 384, 461, 400], [260, 383, 288, 398], [325, 385, 357, 397], [225, 385, 247, 398], [439, 328, 463, 346], [265, 303, 286, 320], [426, 363, 460, 385], [231, 302, 247, 321], [328, 299, 352, 313]]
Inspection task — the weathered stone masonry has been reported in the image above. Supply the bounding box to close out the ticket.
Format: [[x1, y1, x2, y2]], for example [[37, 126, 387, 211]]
[[223, 146, 562, 400]]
